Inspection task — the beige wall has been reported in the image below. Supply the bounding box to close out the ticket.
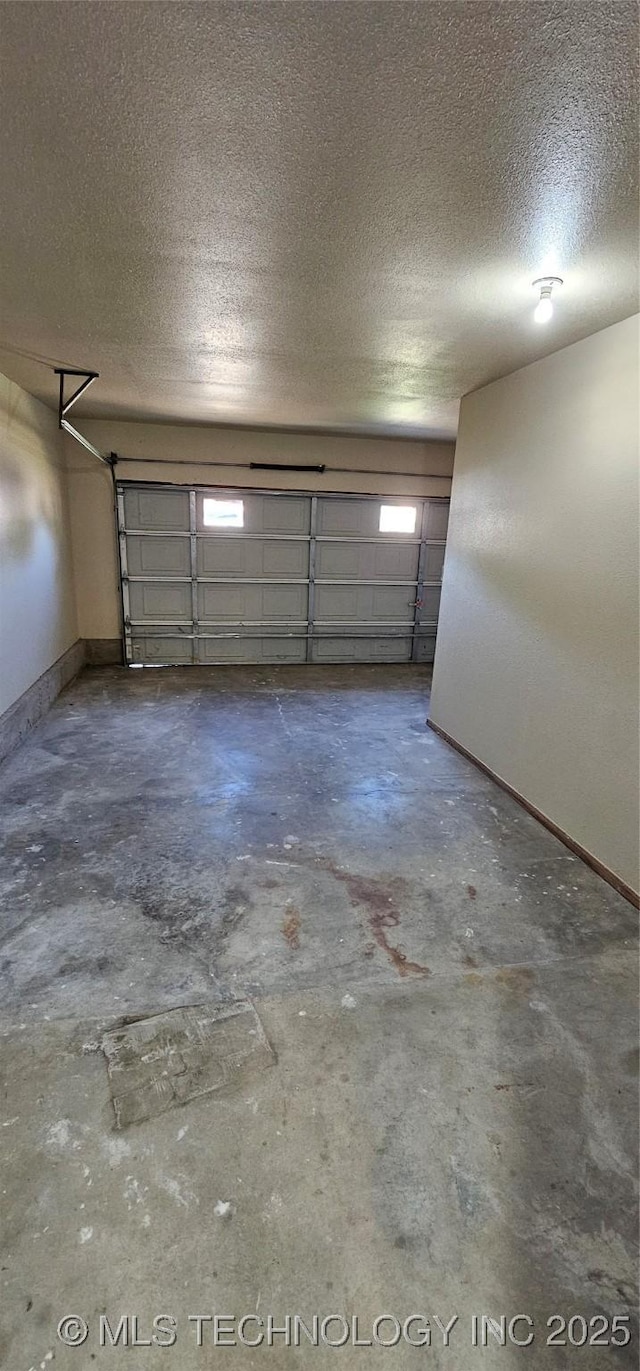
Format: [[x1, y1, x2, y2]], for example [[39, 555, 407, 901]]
[[66, 421, 454, 640], [0, 372, 78, 715], [430, 315, 639, 894]]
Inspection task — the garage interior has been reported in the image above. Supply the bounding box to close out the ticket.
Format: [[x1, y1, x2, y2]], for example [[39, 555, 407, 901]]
[[0, 2, 638, 1366]]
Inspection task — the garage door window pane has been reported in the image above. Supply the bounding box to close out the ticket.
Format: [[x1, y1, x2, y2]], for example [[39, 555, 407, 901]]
[[379, 505, 417, 533], [203, 499, 244, 528]]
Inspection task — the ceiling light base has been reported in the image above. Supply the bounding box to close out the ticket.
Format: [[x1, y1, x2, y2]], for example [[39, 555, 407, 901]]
[[532, 275, 563, 293], [532, 276, 563, 324]]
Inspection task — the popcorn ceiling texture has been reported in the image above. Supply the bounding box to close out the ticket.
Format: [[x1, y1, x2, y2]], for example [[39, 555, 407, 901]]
[[0, 1, 637, 436]]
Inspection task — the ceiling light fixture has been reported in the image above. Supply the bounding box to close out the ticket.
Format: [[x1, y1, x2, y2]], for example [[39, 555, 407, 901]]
[[532, 276, 563, 324]]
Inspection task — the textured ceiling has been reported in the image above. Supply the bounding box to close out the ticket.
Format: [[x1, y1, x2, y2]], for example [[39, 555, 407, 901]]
[[0, 1, 637, 438]]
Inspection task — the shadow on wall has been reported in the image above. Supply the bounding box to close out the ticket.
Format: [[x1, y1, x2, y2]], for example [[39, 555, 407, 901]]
[[0, 448, 63, 561]]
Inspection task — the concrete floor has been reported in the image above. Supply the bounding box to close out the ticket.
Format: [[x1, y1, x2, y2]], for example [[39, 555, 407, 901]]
[[0, 664, 637, 1368]]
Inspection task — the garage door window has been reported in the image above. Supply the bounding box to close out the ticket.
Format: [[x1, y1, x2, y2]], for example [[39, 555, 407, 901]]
[[379, 505, 416, 534], [203, 498, 244, 528]]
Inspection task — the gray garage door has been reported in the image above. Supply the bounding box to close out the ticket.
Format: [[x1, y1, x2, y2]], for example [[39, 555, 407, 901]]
[[116, 483, 449, 665]]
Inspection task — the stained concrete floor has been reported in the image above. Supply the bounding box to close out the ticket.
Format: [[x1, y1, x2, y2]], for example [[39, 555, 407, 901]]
[[0, 664, 637, 1368]]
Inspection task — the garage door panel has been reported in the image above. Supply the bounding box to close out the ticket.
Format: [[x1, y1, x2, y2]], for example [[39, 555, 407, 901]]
[[417, 586, 442, 624], [316, 499, 378, 538], [315, 541, 360, 578], [316, 584, 414, 623], [424, 501, 449, 540], [197, 538, 308, 577], [124, 488, 190, 531], [415, 633, 437, 663], [373, 543, 418, 579], [129, 581, 191, 622], [197, 493, 310, 535], [197, 539, 247, 576], [130, 633, 192, 664], [127, 535, 190, 576], [197, 582, 308, 622], [316, 498, 420, 539], [424, 543, 445, 581], [261, 584, 307, 619], [259, 496, 310, 534], [262, 541, 308, 575], [199, 636, 306, 663], [315, 540, 418, 581], [312, 636, 412, 662]]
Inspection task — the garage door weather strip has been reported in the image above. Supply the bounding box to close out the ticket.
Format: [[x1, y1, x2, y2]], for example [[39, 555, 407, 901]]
[[307, 495, 318, 662], [189, 490, 199, 664], [411, 501, 429, 663]]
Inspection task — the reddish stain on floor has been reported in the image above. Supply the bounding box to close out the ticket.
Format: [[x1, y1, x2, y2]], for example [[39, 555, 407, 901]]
[[317, 860, 430, 978], [495, 966, 535, 993], [281, 907, 301, 950]]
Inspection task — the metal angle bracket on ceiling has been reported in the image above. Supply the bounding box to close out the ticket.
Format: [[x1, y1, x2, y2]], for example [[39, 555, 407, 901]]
[[53, 367, 116, 469]]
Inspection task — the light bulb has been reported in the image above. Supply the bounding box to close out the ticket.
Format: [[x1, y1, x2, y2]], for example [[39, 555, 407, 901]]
[[534, 296, 553, 324], [531, 275, 563, 325]]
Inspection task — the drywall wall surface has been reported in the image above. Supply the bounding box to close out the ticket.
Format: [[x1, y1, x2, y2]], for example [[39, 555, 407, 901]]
[[65, 422, 454, 640], [65, 450, 120, 641], [430, 314, 639, 892], [78, 421, 454, 492], [0, 372, 78, 716]]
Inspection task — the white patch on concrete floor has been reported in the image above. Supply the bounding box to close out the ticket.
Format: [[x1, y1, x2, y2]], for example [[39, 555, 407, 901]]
[[46, 1118, 70, 1147], [78, 1226, 93, 1243], [262, 1192, 283, 1220], [177, 1125, 189, 1140], [124, 1176, 147, 1208], [214, 1199, 233, 1218], [102, 1136, 132, 1167], [341, 993, 357, 1009], [1, 1117, 19, 1127], [44, 1119, 76, 1151], [159, 1174, 198, 1209]]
